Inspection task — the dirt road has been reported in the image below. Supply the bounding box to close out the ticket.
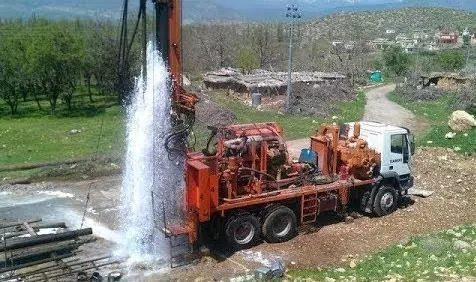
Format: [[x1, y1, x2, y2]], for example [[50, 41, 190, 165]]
[[362, 84, 429, 134]]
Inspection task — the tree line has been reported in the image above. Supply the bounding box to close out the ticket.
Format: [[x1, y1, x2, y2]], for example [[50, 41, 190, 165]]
[[0, 18, 139, 115], [0, 17, 387, 116], [2, 16, 468, 116]]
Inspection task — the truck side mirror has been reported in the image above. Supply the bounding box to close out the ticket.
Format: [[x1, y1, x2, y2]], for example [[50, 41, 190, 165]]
[[409, 134, 415, 156]]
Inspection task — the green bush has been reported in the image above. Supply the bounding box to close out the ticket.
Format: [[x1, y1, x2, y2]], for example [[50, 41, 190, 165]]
[[236, 47, 259, 74], [437, 49, 465, 71], [383, 46, 411, 76]]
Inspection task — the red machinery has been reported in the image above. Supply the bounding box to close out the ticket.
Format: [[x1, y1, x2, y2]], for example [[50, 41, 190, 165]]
[[151, 0, 382, 263], [164, 122, 381, 245]]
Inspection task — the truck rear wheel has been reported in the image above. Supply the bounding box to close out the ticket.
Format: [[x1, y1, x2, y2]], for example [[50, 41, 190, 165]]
[[225, 214, 261, 249], [373, 186, 398, 216], [262, 206, 297, 243]]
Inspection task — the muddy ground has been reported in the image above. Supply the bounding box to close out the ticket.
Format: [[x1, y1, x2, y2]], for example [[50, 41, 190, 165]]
[[1, 147, 474, 281]]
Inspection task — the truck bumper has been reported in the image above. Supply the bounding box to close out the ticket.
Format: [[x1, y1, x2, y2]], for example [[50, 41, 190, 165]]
[[400, 175, 414, 196]]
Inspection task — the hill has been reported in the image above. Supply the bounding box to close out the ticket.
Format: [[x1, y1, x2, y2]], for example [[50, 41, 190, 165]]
[[305, 7, 476, 40], [0, 0, 476, 22]]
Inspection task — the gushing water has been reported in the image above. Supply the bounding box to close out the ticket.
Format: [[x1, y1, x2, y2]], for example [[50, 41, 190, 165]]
[[119, 42, 184, 263]]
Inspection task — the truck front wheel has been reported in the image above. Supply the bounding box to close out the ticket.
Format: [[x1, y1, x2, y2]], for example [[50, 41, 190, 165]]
[[262, 206, 297, 243], [225, 214, 261, 249], [373, 186, 398, 216]]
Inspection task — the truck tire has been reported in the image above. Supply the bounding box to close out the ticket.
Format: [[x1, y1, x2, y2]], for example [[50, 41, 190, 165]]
[[373, 186, 398, 217], [262, 206, 297, 243], [225, 214, 261, 249]]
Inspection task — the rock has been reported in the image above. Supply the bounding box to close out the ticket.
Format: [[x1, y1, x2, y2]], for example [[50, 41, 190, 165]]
[[69, 129, 82, 134], [437, 155, 448, 161], [110, 163, 120, 169], [453, 240, 472, 250], [427, 140, 433, 144], [448, 110, 476, 132], [456, 179, 463, 183], [344, 216, 354, 224], [445, 132, 456, 139], [454, 146, 461, 152], [324, 277, 336, 282], [349, 260, 357, 268], [182, 75, 191, 86]]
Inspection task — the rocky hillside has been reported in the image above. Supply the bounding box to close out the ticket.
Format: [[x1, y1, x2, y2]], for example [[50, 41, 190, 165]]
[[1, 0, 476, 22], [304, 7, 476, 40]]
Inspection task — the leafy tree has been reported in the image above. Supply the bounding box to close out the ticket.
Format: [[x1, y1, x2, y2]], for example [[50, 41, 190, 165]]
[[27, 23, 84, 113], [0, 28, 28, 115], [252, 24, 280, 69], [437, 49, 465, 71], [236, 47, 259, 74], [383, 46, 411, 76], [371, 58, 384, 71]]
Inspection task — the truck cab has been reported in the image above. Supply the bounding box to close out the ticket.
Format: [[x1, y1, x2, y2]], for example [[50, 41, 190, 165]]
[[347, 122, 415, 193]]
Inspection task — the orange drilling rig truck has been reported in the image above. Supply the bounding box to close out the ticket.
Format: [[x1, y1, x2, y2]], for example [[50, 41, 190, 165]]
[[125, 0, 415, 264]]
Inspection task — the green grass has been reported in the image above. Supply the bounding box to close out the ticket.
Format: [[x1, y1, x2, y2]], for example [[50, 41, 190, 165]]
[[203, 90, 366, 141], [0, 106, 123, 166], [388, 93, 476, 154], [290, 223, 476, 281]]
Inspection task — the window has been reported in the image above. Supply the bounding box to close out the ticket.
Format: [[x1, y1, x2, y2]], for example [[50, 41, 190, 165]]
[[391, 134, 404, 154]]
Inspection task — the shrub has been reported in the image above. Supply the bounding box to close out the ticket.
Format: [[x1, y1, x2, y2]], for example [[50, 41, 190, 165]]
[[437, 49, 465, 71]]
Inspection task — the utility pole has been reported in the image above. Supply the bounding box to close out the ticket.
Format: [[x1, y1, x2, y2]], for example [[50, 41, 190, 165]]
[[463, 28, 471, 67], [284, 4, 301, 113]]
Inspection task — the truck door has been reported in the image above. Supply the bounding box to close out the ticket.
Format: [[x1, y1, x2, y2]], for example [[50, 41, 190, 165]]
[[389, 134, 411, 177]]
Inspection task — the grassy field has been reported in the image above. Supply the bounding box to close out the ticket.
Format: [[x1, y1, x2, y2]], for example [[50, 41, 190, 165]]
[[0, 89, 366, 171], [388, 93, 476, 154], [290, 223, 476, 281], [0, 106, 123, 166], [0, 86, 124, 168]]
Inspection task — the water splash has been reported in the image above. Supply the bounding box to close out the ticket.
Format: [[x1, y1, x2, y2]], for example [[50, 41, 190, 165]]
[[118, 41, 184, 264]]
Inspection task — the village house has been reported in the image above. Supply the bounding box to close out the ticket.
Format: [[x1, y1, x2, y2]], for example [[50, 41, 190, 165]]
[[438, 32, 458, 44]]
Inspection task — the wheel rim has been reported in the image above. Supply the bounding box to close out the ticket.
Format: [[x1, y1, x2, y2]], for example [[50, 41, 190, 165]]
[[272, 215, 292, 237], [380, 192, 394, 210], [234, 222, 255, 244]]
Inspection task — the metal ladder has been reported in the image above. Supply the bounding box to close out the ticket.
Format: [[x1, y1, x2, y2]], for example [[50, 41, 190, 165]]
[[168, 233, 194, 268], [151, 191, 195, 268], [301, 193, 319, 224]]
